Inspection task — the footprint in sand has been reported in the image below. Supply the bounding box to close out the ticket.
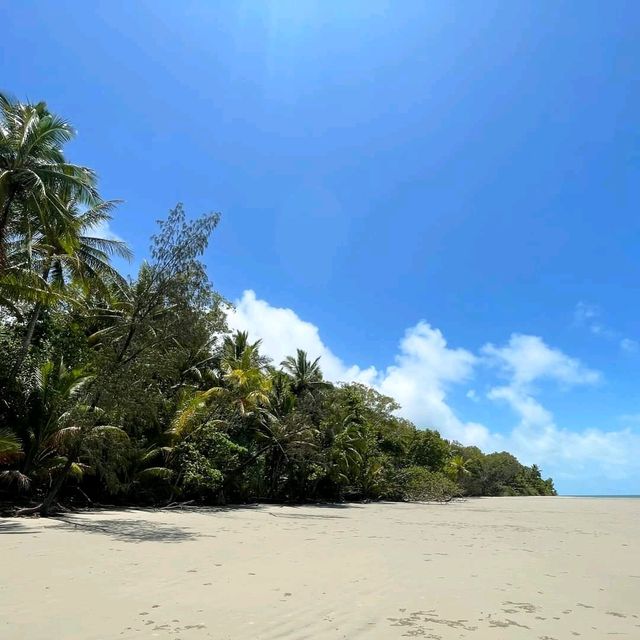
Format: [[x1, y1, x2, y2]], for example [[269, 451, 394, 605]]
[[488, 619, 529, 629]]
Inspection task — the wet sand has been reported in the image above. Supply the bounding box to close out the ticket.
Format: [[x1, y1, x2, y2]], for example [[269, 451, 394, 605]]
[[1, 497, 639, 639]]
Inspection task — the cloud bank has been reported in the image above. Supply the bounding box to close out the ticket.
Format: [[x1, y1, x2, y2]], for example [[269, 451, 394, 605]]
[[227, 290, 640, 492]]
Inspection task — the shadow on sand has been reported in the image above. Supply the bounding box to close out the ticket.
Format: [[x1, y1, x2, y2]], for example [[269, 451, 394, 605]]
[[0, 519, 41, 535], [51, 515, 199, 543], [188, 501, 364, 520], [159, 501, 365, 519], [1, 502, 368, 541]]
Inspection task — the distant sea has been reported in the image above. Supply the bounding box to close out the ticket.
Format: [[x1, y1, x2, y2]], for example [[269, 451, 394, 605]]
[[563, 495, 640, 498]]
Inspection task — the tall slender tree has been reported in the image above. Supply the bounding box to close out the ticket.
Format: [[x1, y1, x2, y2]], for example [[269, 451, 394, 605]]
[[9, 197, 131, 374], [0, 93, 99, 270]]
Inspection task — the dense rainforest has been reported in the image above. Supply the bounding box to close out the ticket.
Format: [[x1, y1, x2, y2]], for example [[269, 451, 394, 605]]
[[0, 94, 556, 516]]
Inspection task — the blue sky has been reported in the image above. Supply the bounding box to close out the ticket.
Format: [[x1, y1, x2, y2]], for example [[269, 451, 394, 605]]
[[3, 1, 640, 493]]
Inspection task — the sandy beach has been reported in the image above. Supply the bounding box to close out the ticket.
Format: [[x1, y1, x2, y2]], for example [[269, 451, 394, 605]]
[[1, 497, 638, 639]]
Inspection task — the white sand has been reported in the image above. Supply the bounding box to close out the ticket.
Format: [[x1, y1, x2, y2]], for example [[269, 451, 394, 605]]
[[1, 497, 639, 639]]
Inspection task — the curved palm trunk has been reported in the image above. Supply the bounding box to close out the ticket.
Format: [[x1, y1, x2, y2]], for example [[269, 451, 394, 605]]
[[10, 263, 50, 377], [0, 191, 15, 271], [11, 301, 42, 374], [40, 456, 74, 515], [14, 454, 75, 517]]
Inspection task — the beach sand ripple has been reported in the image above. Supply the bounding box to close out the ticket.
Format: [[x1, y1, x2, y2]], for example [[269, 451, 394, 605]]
[[1, 497, 638, 639]]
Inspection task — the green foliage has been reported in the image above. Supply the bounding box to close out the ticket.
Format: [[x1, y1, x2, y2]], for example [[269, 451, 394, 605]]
[[0, 93, 99, 272], [173, 425, 246, 500], [409, 429, 451, 470], [0, 93, 556, 512], [0, 429, 22, 463], [388, 466, 459, 502], [456, 450, 556, 497]]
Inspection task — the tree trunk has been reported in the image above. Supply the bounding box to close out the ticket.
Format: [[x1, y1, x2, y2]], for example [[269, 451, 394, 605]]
[[10, 301, 43, 376], [10, 261, 50, 378], [40, 456, 74, 516], [0, 191, 15, 271], [15, 455, 74, 517]]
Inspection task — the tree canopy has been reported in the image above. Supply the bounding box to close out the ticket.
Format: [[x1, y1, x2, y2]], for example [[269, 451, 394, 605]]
[[0, 95, 556, 515]]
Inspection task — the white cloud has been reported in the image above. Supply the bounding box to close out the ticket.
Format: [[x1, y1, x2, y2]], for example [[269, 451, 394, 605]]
[[574, 301, 637, 354], [482, 334, 600, 387], [574, 301, 598, 325], [226, 290, 640, 491], [88, 220, 125, 243], [620, 338, 638, 353], [574, 301, 615, 339], [227, 291, 489, 445], [481, 334, 640, 487], [466, 389, 479, 402], [375, 322, 490, 445], [227, 290, 377, 384]]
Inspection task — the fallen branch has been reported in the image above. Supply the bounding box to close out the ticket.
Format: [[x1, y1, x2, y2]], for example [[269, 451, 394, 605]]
[[163, 500, 195, 510]]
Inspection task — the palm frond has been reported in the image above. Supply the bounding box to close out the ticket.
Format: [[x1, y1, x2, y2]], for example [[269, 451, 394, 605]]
[[136, 467, 175, 483], [0, 429, 23, 463], [0, 470, 31, 491]]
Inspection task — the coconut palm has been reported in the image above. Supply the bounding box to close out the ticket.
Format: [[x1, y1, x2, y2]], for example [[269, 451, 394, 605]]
[[0, 429, 29, 494], [281, 349, 331, 396], [16, 358, 94, 476], [221, 330, 270, 368], [256, 410, 319, 498], [10, 358, 128, 515], [0, 93, 99, 269], [171, 340, 271, 438], [446, 454, 471, 484], [8, 197, 131, 374]]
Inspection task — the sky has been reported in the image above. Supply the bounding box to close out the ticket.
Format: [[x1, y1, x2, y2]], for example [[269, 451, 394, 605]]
[[2, 0, 640, 494]]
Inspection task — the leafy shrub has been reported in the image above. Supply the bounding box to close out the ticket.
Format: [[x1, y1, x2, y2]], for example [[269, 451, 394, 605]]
[[387, 466, 459, 502], [173, 425, 246, 501]]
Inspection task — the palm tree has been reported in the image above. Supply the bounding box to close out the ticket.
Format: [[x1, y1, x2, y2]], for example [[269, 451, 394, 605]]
[[281, 349, 331, 396], [269, 370, 297, 418], [326, 392, 369, 489], [171, 340, 271, 438], [0, 93, 99, 269], [221, 330, 269, 368], [0, 430, 29, 493], [446, 454, 471, 484], [256, 410, 318, 498], [8, 198, 131, 374], [11, 358, 127, 515], [222, 343, 272, 415], [16, 358, 93, 476]]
